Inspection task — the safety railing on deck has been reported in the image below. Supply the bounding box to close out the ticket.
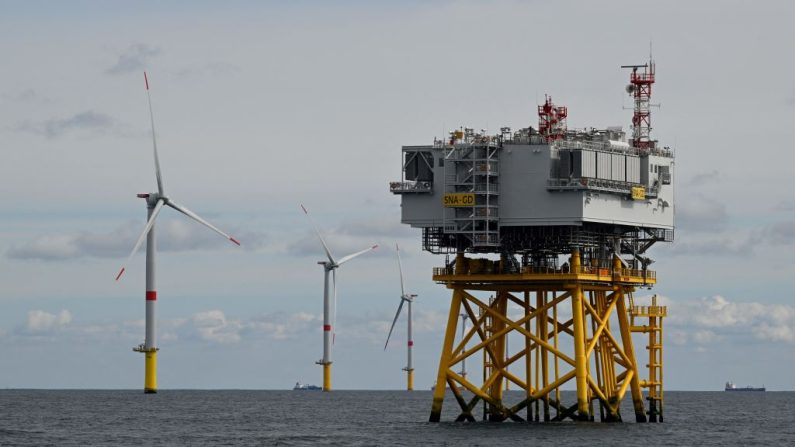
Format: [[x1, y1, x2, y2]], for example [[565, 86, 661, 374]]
[[433, 265, 656, 280], [389, 181, 433, 193], [628, 305, 667, 317]]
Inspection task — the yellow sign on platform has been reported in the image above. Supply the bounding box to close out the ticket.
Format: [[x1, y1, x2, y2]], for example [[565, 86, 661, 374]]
[[631, 186, 646, 200], [443, 193, 475, 207]]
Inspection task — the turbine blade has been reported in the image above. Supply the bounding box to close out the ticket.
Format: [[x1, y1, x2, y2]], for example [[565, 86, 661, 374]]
[[337, 244, 378, 266], [300, 204, 335, 264], [115, 198, 165, 281], [166, 200, 240, 246], [396, 243, 405, 297], [384, 298, 406, 350], [144, 72, 165, 196]]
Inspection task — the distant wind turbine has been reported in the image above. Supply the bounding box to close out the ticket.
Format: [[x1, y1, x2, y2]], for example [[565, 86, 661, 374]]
[[116, 72, 241, 394], [384, 243, 417, 391], [301, 205, 377, 391]]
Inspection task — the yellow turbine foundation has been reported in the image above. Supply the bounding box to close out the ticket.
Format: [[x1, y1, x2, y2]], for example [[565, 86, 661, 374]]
[[407, 369, 414, 391], [428, 250, 666, 423], [323, 363, 332, 392], [144, 350, 158, 394]]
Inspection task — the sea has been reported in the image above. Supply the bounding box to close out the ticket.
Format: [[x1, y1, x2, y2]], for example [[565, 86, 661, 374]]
[[1, 390, 792, 446]]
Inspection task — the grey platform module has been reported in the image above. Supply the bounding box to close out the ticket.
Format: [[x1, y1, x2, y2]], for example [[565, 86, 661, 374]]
[[390, 67, 674, 270]]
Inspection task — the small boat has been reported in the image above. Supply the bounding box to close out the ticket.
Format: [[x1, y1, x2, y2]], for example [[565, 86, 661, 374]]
[[725, 381, 765, 392], [293, 381, 322, 391]]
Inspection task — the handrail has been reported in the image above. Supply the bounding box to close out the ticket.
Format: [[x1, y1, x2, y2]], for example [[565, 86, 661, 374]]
[[432, 265, 656, 279], [389, 181, 432, 193]]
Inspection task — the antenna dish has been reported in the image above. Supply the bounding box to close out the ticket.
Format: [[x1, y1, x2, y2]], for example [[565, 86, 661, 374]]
[[626, 84, 636, 94]]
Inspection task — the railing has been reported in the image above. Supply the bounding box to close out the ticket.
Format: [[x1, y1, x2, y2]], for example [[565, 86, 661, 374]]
[[629, 305, 667, 317], [389, 181, 433, 193], [472, 233, 499, 245], [433, 267, 454, 276], [546, 178, 658, 198], [473, 162, 498, 175], [473, 207, 498, 217], [433, 264, 656, 281], [473, 183, 499, 194], [553, 139, 674, 159]]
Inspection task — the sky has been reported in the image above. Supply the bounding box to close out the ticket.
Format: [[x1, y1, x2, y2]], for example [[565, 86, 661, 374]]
[[1, 0, 794, 391]]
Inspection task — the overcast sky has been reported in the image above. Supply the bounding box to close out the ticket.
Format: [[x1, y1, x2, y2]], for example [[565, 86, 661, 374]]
[[2, 0, 795, 391]]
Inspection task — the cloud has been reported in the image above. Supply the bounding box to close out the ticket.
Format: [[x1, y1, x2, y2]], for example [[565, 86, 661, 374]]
[[190, 310, 242, 344], [175, 62, 240, 79], [687, 169, 720, 186], [664, 295, 795, 344], [287, 216, 415, 258], [26, 309, 72, 332], [246, 312, 321, 340], [675, 194, 728, 232], [773, 200, 795, 212], [10, 310, 138, 343], [15, 309, 75, 339], [665, 219, 795, 257], [106, 44, 161, 76], [7, 218, 266, 261], [766, 221, 795, 245], [2, 89, 49, 103], [787, 90, 795, 107], [3, 307, 446, 348], [666, 237, 755, 257], [14, 110, 124, 139]]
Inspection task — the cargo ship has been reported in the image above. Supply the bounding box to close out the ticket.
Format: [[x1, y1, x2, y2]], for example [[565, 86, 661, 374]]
[[725, 381, 765, 392], [293, 381, 322, 391]]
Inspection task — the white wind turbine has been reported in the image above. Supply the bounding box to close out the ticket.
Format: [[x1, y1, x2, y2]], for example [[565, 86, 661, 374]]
[[384, 243, 417, 391], [115, 72, 241, 393], [301, 204, 377, 392]]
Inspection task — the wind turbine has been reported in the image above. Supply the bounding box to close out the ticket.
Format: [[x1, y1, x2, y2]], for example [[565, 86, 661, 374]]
[[384, 243, 417, 391], [116, 72, 241, 394], [301, 205, 377, 391]]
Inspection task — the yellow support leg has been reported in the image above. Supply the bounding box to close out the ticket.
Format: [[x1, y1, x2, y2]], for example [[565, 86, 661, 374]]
[[144, 350, 157, 394], [323, 363, 332, 392], [430, 288, 463, 422], [617, 290, 647, 422], [572, 284, 590, 420], [407, 369, 414, 391]]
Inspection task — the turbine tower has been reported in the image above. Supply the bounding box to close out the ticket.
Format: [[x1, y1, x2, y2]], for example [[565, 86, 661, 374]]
[[384, 243, 417, 391], [301, 205, 377, 391], [116, 72, 241, 394]]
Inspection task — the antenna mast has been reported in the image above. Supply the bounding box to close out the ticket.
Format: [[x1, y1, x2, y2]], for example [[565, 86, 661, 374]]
[[537, 94, 568, 141], [622, 57, 656, 150]]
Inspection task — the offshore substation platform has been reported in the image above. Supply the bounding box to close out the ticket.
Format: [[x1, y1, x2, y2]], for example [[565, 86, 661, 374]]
[[390, 57, 672, 422]]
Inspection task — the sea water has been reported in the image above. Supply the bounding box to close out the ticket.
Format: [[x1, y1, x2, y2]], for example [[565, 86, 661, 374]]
[[1, 390, 792, 446]]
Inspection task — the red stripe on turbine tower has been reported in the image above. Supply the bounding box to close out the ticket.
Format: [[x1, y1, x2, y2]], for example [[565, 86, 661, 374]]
[[146, 291, 157, 301], [408, 341, 414, 347], [323, 324, 332, 331]]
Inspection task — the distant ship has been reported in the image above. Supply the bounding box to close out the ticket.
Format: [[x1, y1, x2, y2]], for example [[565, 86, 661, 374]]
[[725, 381, 765, 392], [293, 381, 322, 391]]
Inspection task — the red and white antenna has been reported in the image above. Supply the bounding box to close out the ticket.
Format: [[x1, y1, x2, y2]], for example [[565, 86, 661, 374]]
[[622, 56, 656, 149], [537, 95, 567, 141]]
